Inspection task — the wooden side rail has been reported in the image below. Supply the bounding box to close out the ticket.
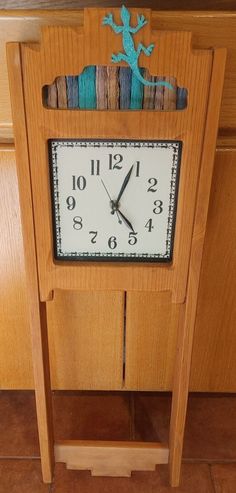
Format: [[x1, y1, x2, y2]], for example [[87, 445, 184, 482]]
[[55, 440, 169, 476]]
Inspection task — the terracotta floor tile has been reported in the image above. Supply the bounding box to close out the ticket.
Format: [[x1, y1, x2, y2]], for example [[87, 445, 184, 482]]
[[0, 391, 131, 456], [2, 390, 236, 465], [0, 460, 50, 493], [133, 393, 236, 461], [53, 391, 131, 441], [51, 462, 214, 493], [0, 391, 39, 457], [184, 394, 236, 460], [211, 464, 236, 493], [132, 392, 170, 443]]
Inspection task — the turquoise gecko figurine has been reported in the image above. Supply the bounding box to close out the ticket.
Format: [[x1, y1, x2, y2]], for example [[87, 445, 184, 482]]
[[103, 5, 173, 90]]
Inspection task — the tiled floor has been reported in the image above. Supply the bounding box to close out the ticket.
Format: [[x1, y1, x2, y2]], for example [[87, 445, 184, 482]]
[[0, 391, 236, 492]]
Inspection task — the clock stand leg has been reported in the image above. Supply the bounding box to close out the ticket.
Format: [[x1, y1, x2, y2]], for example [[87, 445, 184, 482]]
[[168, 48, 227, 487], [30, 299, 54, 483], [169, 291, 199, 486], [169, 303, 187, 487], [30, 289, 195, 487], [6, 43, 55, 482]]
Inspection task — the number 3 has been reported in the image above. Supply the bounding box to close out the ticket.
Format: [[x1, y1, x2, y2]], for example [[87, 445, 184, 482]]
[[153, 200, 163, 214]]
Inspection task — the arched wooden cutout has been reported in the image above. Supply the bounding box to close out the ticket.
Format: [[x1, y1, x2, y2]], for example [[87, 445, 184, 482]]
[[43, 69, 187, 111]]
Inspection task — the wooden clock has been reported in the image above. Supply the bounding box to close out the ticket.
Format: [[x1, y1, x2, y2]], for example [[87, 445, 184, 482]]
[[6, 5, 226, 487]]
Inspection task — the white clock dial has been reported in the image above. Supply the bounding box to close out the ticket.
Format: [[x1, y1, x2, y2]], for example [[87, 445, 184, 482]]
[[49, 139, 182, 262]]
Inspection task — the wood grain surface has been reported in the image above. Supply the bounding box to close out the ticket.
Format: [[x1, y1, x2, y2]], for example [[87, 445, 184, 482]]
[[169, 47, 226, 485], [54, 440, 169, 476], [47, 290, 124, 390], [190, 148, 236, 392], [125, 291, 179, 391], [0, 145, 33, 389], [1, 10, 236, 141], [7, 44, 54, 482]]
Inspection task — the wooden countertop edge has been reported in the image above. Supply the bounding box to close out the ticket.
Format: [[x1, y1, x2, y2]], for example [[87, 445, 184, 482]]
[[1, 9, 236, 18]]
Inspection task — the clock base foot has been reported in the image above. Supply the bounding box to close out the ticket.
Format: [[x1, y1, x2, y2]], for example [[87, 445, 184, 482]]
[[54, 439, 169, 477]]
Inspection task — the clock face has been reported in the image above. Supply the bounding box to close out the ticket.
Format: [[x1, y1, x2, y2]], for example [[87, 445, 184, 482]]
[[49, 139, 182, 262]]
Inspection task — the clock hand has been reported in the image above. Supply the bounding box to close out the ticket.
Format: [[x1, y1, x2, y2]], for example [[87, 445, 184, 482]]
[[101, 179, 134, 231], [101, 178, 112, 201], [101, 179, 122, 224], [115, 164, 134, 206], [117, 209, 135, 233]]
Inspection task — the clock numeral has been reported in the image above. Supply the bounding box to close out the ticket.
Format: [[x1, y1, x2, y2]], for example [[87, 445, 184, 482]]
[[73, 216, 83, 230], [72, 175, 87, 191], [89, 231, 98, 244], [145, 218, 154, 232], [66, 196, 76, 210], [147, 178, 158, 193], [135, 161, 140, 177], [109, 153, 123, 170], [153, 200, 163, 214], [128, 232, 138, 245], [91, 159, 100, 176], [108, 236, 117, 249]]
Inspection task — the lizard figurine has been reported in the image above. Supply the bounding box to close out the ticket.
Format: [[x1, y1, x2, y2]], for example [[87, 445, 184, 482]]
[[102, 5, 173, 90]]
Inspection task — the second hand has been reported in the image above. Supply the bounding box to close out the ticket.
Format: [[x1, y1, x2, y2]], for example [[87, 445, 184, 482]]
[[101, 179, 122, 224]]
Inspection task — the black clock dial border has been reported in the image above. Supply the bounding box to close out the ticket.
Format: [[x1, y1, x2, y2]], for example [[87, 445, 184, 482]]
[[48, 138, 182, 263]]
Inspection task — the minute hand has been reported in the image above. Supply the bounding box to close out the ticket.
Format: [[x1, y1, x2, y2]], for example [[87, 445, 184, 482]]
[[116, 164, 134, 205], [117, 209, 135, 233]]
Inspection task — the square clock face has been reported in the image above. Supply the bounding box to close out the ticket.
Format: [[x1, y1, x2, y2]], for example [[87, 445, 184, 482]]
[[49, 139, 182, 262]]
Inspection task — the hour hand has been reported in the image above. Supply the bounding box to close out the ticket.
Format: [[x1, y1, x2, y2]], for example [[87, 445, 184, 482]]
[[115, 164, 134, 206]]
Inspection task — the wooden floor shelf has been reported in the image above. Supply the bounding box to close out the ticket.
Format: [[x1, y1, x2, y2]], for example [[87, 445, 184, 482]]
[[55, 440, 169, 476]]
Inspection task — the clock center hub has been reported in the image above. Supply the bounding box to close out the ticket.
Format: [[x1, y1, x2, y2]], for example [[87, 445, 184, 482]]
[[110, 200, 120, 215]]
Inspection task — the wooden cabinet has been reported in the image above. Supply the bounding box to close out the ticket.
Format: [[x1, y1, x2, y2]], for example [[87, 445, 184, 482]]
[[0, 9, 236, 391], [0, 146, 33, 389], [191, 149, 236, 392]]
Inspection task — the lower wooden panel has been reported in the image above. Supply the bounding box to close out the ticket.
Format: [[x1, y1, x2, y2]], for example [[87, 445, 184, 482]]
[[190, 149, 236, 391], [0, 146, 33, 389], [55, 440, 169, 476], [47, 290, 124, 390], [125, 291, 179, 390]]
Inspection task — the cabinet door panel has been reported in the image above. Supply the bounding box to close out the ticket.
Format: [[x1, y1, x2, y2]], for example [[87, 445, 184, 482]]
[[125, 291, 179, 390], [190, 149, 236, 391], [47, 290, 124, 390], [0, 146, 33, 388]]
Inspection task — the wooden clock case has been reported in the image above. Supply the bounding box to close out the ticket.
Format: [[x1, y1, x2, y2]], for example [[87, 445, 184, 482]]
[[6, 7, 226, 487]]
